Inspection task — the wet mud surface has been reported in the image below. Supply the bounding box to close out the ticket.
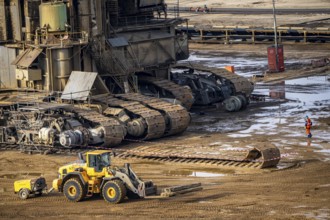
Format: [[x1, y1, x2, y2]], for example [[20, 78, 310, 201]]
[[1, 44, 330, 219]]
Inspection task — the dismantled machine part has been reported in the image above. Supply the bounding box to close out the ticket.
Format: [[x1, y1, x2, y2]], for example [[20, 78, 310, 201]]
[[0, 0, 280, 170], [0, 90, 190, 148], [138, 65, 254, 112], [115, 143, 281, 169], [0, 103, 125, 148]]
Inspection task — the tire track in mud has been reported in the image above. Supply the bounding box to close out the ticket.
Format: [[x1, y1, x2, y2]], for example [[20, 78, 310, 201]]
[[0, 183, 324, 219]]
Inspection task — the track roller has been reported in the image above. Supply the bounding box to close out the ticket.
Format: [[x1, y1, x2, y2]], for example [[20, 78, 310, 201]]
[[223, 96, 242, 112]]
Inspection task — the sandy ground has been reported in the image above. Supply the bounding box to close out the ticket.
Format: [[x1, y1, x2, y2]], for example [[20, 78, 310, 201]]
[[0, 3, 330, 218], [0, 43, 329, 218], [0, 151, 329, 220]]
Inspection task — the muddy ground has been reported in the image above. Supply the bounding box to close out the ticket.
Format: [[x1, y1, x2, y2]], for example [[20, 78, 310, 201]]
[[0, 41, 329, 219], [0, 1, 330, 219]]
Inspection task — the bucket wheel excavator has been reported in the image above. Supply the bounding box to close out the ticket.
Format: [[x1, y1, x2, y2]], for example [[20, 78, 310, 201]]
[[0, 0, 279, 169]]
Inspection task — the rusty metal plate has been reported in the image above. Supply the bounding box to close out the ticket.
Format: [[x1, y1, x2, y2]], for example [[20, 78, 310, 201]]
[[9, 1, 22, 41], [61, 71, 98, 101], [18, 103, 72, 111], [0, 1, 8, 41], [11, 48, 43, 68]]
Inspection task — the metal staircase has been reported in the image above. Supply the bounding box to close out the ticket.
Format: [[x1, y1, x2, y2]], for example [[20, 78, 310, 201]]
[[88, 33, 141, 93]]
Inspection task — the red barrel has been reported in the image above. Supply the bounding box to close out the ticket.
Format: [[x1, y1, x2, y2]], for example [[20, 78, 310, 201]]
[[267, 45, 285, 72]]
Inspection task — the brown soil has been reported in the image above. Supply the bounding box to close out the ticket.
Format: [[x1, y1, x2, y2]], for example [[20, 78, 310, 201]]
[[0, 149, 329, 219], [1, 2, 330, 218], [1, 87, 330, 219]]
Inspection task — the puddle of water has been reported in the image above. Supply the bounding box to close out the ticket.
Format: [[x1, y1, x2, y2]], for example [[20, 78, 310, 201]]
[[304, 209, 330, 220], [198, 201, 213, 204], [180, 51, 311, 77], [189, 171, 226, 177], [275, 162, 297, 170], [315, 149, 330, 154], [298, 142, 323, 148], [232, 75, 330, 141], [164, 169, 232, 177], [267, 210, 277, 215], [209, 142, 227, 146], [181, 52, 330, 160], [294, 205, 308, 208], [189, 119, 249, 133], [227, 133, 252, 138]]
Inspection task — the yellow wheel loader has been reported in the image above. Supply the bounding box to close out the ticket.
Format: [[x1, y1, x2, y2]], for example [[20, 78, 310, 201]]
[[52, 150, 156, 204]]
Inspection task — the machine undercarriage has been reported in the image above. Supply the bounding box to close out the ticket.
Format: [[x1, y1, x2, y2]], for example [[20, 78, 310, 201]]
[[0, 0, 279, 168], [138, 64, 254, 111]]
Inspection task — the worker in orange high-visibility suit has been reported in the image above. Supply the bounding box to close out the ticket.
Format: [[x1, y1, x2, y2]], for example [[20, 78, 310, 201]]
[[305, 116, 312, 138]]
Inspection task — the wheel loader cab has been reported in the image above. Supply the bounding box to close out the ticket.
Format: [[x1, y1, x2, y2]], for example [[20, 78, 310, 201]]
[[86, 151, 111, 176]]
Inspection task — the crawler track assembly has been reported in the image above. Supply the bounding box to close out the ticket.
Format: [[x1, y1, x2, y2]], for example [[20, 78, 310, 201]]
[[94, 93, 190, 140], [71, 107, 125, 146], [114, 143, 280, 169], [114, 93, 190, 136], [0, 142, 281, 169], [95, 95, 166, 140], [139, 76, 195, 110], [175, 64, 254, 98]]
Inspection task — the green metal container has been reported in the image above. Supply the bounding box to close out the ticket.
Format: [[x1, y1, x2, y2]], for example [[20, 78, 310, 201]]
[[39, 2, 67, 32]]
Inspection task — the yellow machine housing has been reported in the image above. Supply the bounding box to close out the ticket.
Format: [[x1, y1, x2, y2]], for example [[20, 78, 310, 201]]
[[53, 150, 156, 204], [14, 177, 47, 199]]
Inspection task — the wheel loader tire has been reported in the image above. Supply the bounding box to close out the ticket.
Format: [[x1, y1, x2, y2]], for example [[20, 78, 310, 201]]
[[18, 188, 29, 200], [102, 180, 127, 204], [63, 178, 85, 202]]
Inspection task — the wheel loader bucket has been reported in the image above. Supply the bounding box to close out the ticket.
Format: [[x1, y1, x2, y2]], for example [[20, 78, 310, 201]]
[[144, 181, 157, 196], [244, 144, 281, 168], [137, 180, 157, 197]]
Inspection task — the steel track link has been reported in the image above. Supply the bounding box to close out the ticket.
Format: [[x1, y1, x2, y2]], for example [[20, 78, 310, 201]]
[[139, 76, 194, 110], [0, 144, 262, 169], [94, 95, 166, 140], [0, 143, 279, 169], [115, 93, 190, 136], [114, 147, 264, 168], [114, 144, 280, 169], [71, 107, 125, 146]]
